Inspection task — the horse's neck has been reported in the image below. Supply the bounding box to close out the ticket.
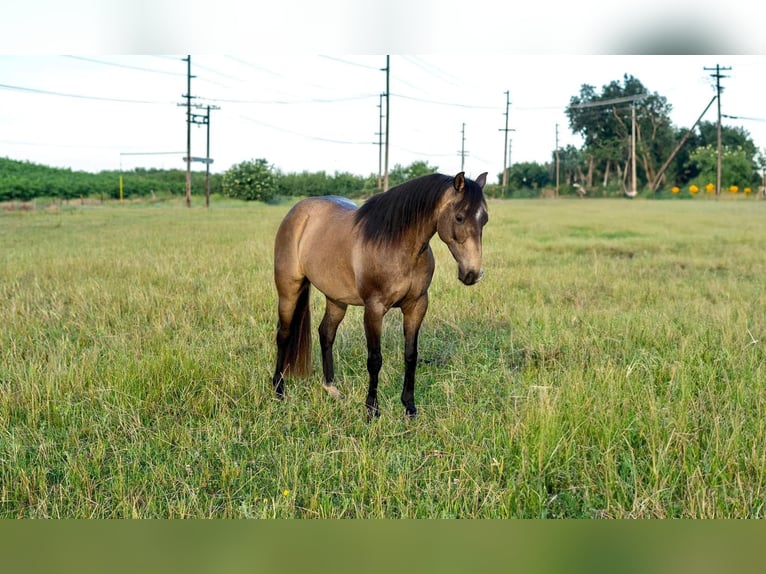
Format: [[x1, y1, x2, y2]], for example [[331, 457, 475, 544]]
[[409, 209, 441, 258]]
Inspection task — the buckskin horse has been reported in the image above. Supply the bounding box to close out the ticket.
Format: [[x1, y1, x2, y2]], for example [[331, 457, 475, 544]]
[[271, 171, 488, 418]]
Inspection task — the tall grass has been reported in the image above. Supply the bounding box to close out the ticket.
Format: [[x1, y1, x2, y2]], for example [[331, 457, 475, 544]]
[[0, 198, 764, 517]]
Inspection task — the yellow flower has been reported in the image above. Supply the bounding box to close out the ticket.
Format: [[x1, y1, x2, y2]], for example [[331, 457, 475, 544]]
[[283, 489, 290, 497], [706, 183, 715, 193], [689, 184, 699, 194], [744, 187, 752, 194], [729, 185, 739, 194], [671, 186, 680, 194]]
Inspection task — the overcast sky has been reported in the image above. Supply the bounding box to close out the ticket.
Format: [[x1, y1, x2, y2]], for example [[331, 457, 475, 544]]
[[2, 2, 766, 183]]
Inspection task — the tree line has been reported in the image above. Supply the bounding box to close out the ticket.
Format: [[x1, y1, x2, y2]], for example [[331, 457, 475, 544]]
[[0, 156, 443, 203]]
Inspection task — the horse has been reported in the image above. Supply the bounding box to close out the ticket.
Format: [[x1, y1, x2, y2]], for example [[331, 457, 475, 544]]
[[271, 171, 488, 418]]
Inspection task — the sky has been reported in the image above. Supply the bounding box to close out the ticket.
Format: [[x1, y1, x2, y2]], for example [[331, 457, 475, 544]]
[[2, 2, 766, 184]]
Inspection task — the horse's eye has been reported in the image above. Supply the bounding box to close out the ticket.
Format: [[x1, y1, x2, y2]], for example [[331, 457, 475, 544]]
[[455, 214, 465, 224]]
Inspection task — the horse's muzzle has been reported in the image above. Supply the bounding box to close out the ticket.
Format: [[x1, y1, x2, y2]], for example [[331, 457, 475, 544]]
[[460, 268, 484, 286]]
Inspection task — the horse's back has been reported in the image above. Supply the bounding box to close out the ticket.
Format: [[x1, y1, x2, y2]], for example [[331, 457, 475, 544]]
[[275, 196, 362, 305]]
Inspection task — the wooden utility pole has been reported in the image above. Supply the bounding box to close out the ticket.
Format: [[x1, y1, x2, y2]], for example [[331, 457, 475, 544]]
[[459, 123, 467, 171], [555, 123, 560, 197], [183, 55, 194, 208], [377, 93, 384, 191], [630, 102, 637, 197], [187, 104, 219, 207], [499, 91, 514, 195], [203, 105, 218, 208], [178, 56, 219, 208], [383, 55, 390, 191], [704, 64, 731, 196]]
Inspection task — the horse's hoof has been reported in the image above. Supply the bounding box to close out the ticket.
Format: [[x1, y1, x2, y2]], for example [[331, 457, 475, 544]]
[[323, 383, 344, 400], [401, 398, 417, 418], [366, 400, 380, 420]]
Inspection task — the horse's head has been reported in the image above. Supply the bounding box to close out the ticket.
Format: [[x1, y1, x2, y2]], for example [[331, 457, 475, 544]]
[[437, 172, 488, 286]]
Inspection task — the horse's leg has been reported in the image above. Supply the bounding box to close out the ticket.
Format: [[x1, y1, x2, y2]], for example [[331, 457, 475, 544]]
[[401, 295, 428, 418], [272, 295, 293, 398], [271, 280, 307, 398], [318, 298, 347, 399], [363, 302, 385, 418]]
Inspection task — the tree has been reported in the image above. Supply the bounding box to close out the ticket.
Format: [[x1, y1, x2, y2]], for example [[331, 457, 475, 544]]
[[566, 74, 675, 193], [687, 145, 759, 188], [386, 161, 438, 188], [508, 162, 550, 192], [222, 159, 276, 202], [670, 122, 760, 186]]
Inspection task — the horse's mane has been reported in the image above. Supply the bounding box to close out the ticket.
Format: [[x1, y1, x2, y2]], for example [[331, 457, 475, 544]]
[[354, 173, 484, 245]]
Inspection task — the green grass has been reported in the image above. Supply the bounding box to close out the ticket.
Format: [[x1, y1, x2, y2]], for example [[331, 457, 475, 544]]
[[1, 198, 765, 518]]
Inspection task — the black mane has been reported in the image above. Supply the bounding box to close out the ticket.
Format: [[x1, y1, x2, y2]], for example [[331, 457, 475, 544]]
[[354, 173, 485, 245]]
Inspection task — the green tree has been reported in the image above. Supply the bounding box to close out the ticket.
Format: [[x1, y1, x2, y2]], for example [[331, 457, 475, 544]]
[[387, 161, 439, 187], [566, 74, 675, 192], [222, 159, 276, 202], [672, 122, 759, 185], [687, 145, 759, 189], [508, 162, 550, 192]]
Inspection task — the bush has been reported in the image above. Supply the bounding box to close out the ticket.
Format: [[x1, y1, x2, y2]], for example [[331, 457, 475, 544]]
[[222, 159, 276, 202]]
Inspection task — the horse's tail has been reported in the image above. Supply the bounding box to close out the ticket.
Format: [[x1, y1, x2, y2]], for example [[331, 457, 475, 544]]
[[283, 283, 312, 377]]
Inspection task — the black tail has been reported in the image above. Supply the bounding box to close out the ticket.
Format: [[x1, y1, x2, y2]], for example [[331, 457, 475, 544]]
[[283, 284, 312, 377]]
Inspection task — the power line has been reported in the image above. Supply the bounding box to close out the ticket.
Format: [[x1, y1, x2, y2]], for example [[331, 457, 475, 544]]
[[723, 113, 766, 122], [0, 82, 173, 105], [190, 60, 244, 82], [224, 55, 284, 77], [240, 115, 372, 145], [63, 55, 185, 77], [201, 93, 377, 105], [120, 151, 185, 156], [399, 56, 463, 88], [393, 92, 497, 110], [319, 55, 382, 71]]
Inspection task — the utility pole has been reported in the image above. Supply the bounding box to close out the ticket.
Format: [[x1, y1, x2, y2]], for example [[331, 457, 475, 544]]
[[555, 123, 560, 197], [182, 55, 195, 208], [459, 123, 467, 171], [197, 105, 220, 208], [376, 93, 384, 191], [704, 64, 731, 196], [185, 104, 219, 206], [178, 56, 219, 208], [205, 105, 211, 208], [383, 55, 390, 192], [499, 91, 515, 196], [630, 102, 637, 197]]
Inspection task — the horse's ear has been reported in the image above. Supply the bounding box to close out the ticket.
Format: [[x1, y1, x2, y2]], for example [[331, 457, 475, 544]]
[[454, 172, 466, 193], [475, 172, 488, 189]]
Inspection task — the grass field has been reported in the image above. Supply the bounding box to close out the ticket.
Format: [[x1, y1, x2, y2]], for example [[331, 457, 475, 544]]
[[1, 197, 764, 518]]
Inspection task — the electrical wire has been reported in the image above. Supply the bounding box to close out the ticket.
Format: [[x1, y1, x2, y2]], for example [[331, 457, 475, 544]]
[[240, 115, 373, 145], [723, 114, 766, 122], [203, 93, 378, 105], [0, 83, 174, 105], [63, 55, 185, 77]]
